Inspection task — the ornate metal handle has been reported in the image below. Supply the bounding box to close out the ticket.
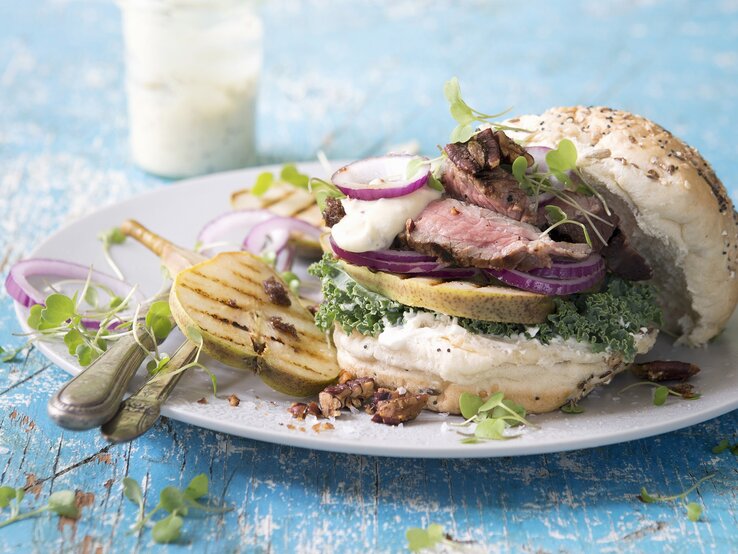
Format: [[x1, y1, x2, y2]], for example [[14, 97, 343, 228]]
[[101, 339, 198, 444], [47, 328, 155, 430]]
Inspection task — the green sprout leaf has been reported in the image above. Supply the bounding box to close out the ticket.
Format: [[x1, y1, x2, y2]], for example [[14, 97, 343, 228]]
[[184, 474, 208, 501], [545, 138, 578, 173], [475, 418, 508, 440], [146, 355, 170, 376], [152, 512, 183, 544], [405, 157, 429, 180], [280, 164, 310, 189], [478, 392, 505, 413], [63, 329, 85, 357], [427, 174, 445, 192], [544, 205, 567, 224], [443, 77, 462, 105], [712, 439, 731, 454], [27, 305, 43, 329], [75, 343, 96, 367], [0, 344, 26, 363], [639, 487, 658, 504], [146, 301, 173, 341], [449, 124, 475, 144], [0, 487, 15, 509], [99, 227, 126, 246], [406, 523, 446, 553], [47, 491, 79, 519], [251, 171, 275, 196], [42, 294, 76, 326], [159, 487, 188, 516], [561, 402, 585, 414], [123, 477, 144, 510], [458, 393, 484, 420], [512, 155, 529, 183], [309, 177, 345, 212], [686, 502, 702, 522], [653, 386, 670, 406]]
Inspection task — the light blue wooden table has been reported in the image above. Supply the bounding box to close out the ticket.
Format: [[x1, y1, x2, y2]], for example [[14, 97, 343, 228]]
[[1, 1, 736, 552]]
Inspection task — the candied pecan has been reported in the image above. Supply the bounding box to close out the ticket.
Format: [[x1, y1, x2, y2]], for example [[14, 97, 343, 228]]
[[337, 369, 356, 384], [289, 401, 322, 420], [322, 196, 346, 227], [364, 388, 398, 415], [669, 383, 700, 399], [228, 394, 241, 407], [631, 360, 700, 382], [371, 393, 429, 426], [263, 277, 291, 307], [318, 377, 376, 418], [269, 316, 298, 339]]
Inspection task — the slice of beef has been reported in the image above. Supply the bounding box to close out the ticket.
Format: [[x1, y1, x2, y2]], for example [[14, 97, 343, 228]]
[[442, 129, 537, 223], [406, 198, 591, 271], [442, 163, 537, 223], [444, 128, 502, 174], [494, 130, 534, 165], [600, 229, 652, 281], [543, 194, 618, 251]]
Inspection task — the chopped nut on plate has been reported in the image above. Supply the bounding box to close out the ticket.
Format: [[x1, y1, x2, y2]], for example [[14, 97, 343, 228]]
[[228, 394, 241, 407], [318, 377, 376, 418]]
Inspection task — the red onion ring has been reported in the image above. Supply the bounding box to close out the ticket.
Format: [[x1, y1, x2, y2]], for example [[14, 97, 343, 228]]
[[528, 254, 604, 279], [5, 259, 143, 309], [243, 216, 321, 271], [329, 237, 478, 278], [197, 209, 278, 256], [331, 155, 430, 200], [487, 263, 605, 296]]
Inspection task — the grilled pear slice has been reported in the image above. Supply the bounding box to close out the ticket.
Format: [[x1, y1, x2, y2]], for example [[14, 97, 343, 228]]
[[170, 251, 339, 396], [231, 182, 323, 255], [319, 234, 553, 324]]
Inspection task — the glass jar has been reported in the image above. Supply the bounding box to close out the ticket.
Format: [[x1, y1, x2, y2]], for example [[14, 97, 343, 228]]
[[119, 0, 262, 178]]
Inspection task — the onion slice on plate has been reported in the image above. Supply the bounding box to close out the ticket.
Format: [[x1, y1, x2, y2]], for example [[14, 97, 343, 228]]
[[197, 209, 277, 255], [243, 216, 322, 271], [5, 258, 143, 308], [331, 155, 430, 200], [487, 263, 606, 296]]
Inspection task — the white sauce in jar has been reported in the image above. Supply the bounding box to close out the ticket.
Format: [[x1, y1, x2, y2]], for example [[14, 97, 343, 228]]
[[120, 0, 262, 178]]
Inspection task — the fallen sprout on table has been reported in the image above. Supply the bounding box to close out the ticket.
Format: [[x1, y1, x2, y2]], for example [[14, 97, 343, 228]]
[[123, 473, 231, 544]]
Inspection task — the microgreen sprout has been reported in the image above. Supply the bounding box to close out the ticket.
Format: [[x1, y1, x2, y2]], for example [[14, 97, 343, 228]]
[[0, 487, 79, 529], [511, 140, 613, 247], [405, 155, 446, 192], [251, 164, 310, 197], [561, 401, 585, 414], [281, 271, 301, 294], [26, 282, 140, 367], [124, 473, 231, 544], [98, 227, 127, 280], [0, 344, 29, 363], [711, 439, 738, 455], [452, 391, 533, 443], [540, 205, 593, 247], [638, 473, 715, 522], [619, 381, 701, 405], [406, 523, 472, 553], [308, 177, 345, 212], [444, 77, 529, 143]]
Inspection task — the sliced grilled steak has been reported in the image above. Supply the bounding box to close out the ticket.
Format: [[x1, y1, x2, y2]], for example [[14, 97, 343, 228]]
[[494, 130, 534, 165], [442, 163, 537, 223], [406, 198, 591, 271], [601, 229, 652, 281], [442, 130, 537, 223], [543, 194, 618, 250], [444, 128, 502, 174]]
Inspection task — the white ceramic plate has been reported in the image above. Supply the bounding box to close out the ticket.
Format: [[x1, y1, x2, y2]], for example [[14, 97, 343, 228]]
[[14, 163, 738, 458]]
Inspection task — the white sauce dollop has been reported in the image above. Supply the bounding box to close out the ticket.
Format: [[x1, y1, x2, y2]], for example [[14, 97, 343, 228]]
[[331, 186, 442, 252]]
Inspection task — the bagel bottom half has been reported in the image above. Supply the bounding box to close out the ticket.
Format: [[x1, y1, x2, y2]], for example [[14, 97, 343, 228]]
[[333, 323, 657, 414]]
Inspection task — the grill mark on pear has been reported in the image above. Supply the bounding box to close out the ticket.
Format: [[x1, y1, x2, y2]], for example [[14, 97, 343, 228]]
[[187, 271, 262, 303]]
